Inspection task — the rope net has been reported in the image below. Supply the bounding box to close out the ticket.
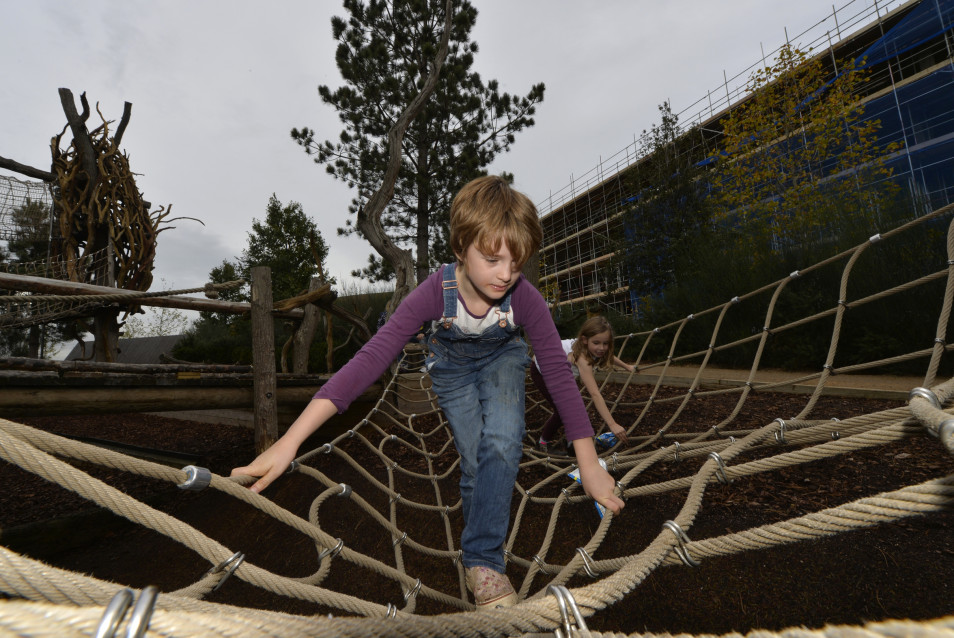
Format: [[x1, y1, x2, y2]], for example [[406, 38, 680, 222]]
[[2, 207, 954, 637], [0, 173, 54, 242], [0, 173, 118, 329]]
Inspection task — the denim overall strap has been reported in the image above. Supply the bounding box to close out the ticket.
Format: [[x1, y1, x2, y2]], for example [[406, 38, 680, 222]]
[[440, 263, 458, 328], [491, 276, 515, 327]]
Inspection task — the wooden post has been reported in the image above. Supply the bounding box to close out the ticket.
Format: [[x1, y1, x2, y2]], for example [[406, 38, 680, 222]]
[[292, 277, 321, 374], [251, 266, 278, 454]]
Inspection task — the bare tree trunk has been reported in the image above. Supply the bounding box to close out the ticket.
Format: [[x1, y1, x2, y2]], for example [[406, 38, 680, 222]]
[[58, 88, 124, 362], [292, 277, 322, 374], [356, 0, 453, 316]]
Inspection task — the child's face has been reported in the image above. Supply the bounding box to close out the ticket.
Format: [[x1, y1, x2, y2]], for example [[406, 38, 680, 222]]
[[583, 329, 612, 360], [457, 240, 521, 302]]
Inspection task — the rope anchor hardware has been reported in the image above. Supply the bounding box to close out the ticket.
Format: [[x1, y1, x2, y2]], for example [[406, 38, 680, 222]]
[[94, 585, 159, 638], [576, 547, 599, 578], [402, 578, 422, 603], [177, 465, 212, 491], [909, 386, 942, 410], [206, 551, 245, 592], [318, 538, 344, 563], [548, 584, 588, 638], [774, 418, 787, 445], [708, 452, 732, 484], [662, 520, 700, 567], [532, 554, 552, 575]]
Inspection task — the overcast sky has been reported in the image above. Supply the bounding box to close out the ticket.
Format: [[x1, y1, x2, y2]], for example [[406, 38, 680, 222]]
[[2, 0, 899, 300]]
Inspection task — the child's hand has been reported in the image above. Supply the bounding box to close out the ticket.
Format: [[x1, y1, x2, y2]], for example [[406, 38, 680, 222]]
[[230, 438, 299, 494], [608, 421, 629, 444], [579, 459, 625, 515]]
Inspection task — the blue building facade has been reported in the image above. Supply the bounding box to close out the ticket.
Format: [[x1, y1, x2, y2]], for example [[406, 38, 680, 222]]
[[538, 0, 954, 315]]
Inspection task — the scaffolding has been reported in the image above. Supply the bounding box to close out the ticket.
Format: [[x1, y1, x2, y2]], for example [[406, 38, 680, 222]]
[[538, 0, 954, 315]]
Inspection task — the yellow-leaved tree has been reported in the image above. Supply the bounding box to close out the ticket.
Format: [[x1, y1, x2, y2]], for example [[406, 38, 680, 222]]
[[713, 44, 902, 258]]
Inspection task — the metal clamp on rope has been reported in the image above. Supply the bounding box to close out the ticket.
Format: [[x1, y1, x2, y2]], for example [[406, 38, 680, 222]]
[[94, 585, 159, 638], [708, 451, 732, 484], [548, 584, 588, 638], [909, 387, 942, 410], [402, 578, 422, 604], [532, 554, 552, 575], [576, 547, 599, 578], [673, 441, 682, 462], [95, 588, 133, 638], [774, 418, 787, 445], [286, 460, 300, 474], [662, 520, 700, 567], [318, 538, 344, 563], [338, 483, 353, 498], [177, 465, 212, 491], [125, 585, 159, 638], [207, 551, 245, 592]]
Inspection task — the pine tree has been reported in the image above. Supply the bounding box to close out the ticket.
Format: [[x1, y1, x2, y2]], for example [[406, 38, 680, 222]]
[[292, 0, 545, 285]]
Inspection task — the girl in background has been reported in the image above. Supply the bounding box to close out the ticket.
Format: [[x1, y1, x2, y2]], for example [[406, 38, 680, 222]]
[[530, 316, 634, 454]]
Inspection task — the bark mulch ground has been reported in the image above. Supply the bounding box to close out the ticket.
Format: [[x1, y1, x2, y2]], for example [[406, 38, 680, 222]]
[[1, 386, 952, 635]]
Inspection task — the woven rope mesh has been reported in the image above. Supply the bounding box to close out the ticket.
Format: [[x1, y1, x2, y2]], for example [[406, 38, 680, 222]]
[[1, 206, 953, 637]]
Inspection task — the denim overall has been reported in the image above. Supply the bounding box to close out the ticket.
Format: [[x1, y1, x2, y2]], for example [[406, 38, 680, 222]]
[[425, 264, 529, 573]]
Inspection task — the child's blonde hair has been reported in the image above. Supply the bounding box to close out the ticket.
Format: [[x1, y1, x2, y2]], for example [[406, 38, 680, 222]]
[[571, 316, 615, 369], [449, 175, 542, 270]]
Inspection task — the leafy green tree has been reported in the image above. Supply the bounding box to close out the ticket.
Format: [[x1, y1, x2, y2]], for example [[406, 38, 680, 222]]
[[292, 0, 545, 284], [713, 44, 901, 257], [176, 195, 328, 363], [636, 45, 913, 370], [237, 195, 329, 301]]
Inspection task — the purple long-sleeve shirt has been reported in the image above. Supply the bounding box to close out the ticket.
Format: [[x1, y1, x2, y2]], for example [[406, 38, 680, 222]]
[[315, 268, 596, 441]]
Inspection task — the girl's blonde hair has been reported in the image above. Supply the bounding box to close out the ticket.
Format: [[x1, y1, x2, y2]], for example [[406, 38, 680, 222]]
[[449, 175, 542, 270], [571, 316, 615, 369]]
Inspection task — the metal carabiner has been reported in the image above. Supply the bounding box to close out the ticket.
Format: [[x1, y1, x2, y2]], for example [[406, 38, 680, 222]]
[[548, 584, 588, 638]]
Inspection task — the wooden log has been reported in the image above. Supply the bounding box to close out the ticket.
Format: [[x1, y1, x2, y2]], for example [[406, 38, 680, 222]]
[[250, 266, 278, 454], [0, 357, 252, 374], [0, 385, 379, 418], [0, 271, 304, 318]]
